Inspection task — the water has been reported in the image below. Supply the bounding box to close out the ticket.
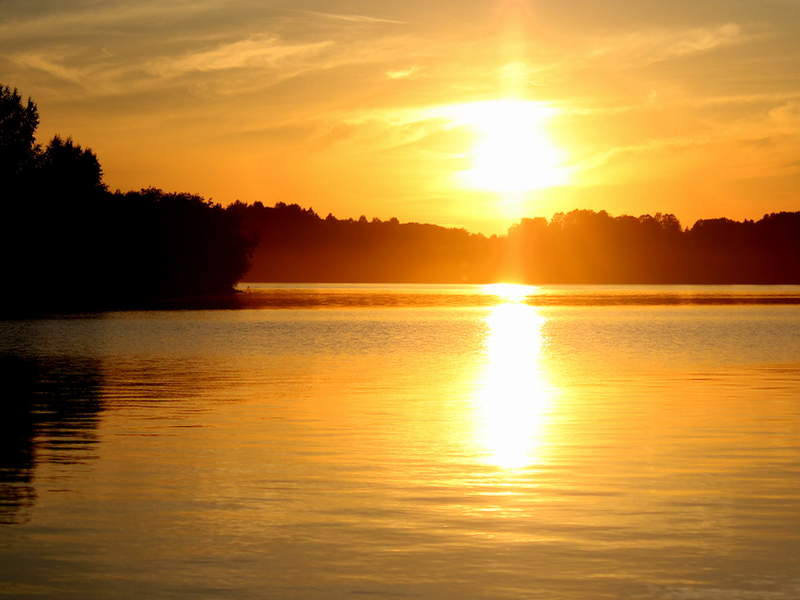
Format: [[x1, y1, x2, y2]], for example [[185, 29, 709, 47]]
[[1, 285, 799, 599]]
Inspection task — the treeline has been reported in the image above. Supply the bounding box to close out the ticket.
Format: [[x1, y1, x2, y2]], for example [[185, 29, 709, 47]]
[[505, 210, 800, 284], [1, 85, 254, 315], [231, 203, 800, 284], [227, 201, 495, 283]]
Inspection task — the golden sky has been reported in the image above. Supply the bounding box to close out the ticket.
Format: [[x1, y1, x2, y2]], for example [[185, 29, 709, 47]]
[[3, 0, 800, 234]]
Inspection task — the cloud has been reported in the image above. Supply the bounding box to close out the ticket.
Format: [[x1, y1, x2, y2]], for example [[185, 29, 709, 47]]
[[386, 65, 420, 79], [767, 100, 800, 123], [296, 11, 407, 25], [137, 31, 424, 105], [147, 34, 331, 77], [5, 46, 146, 96], [10, 52, 88, 86], [660, 23, 742, 58], [0, 1, 224, 41], [585, 23, 744, 68], [574, 109, 800, 185], [303, 105, 462, 157]]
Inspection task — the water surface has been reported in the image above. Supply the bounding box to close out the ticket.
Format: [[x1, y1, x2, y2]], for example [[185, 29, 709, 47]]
[[1, 285, 799, 599]]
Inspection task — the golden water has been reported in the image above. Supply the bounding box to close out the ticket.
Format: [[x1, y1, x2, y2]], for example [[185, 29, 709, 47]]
[[1, 285, 799, 599]]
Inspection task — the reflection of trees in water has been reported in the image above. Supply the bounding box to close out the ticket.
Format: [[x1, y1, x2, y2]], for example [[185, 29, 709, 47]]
[[0, 356, 103, 525]]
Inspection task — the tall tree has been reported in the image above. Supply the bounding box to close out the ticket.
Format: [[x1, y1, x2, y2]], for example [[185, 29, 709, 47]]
[[0, 85, 39, 187], [39, 135, 106, 195]]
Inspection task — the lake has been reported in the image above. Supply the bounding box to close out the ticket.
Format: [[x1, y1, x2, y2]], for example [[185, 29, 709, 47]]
[[1, 284, 799, 599]]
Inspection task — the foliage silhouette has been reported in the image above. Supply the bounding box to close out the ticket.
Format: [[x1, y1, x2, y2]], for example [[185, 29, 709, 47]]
[[38, 135, 107, 195], [232, 203, 800, 285], [0, 85, 39, 186], [1, 84, 255, 315], [229, 201, 495, 283]]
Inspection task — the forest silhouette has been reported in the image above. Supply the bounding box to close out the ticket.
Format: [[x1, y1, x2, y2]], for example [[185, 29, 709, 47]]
[[2, 83, 800, 317], [1, 85, 254, 315], [231, 202, 800, 285]]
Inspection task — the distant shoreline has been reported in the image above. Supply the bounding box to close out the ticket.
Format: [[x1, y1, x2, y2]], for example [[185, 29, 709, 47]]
[[5, 283, 800, 318], [0, 289, 246, 318]]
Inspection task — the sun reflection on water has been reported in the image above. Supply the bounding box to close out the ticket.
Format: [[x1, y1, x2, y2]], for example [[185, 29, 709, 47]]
[[475, 297, 554, 469]]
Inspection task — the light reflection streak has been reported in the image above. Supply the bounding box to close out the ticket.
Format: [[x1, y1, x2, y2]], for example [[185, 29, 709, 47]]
[[474, 290, 555, 469]]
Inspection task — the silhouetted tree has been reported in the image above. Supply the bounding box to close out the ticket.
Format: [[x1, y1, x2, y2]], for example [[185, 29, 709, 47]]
[[0, 85, 39, 188], [105, 188, 255, 298], [236, 201, 493, 283], [1, 84, 257, 314], [237, 203, 800, 285], [38, 135, 106, 195]]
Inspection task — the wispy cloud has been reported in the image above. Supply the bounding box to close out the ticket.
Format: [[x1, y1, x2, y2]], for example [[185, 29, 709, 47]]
[[386, 65, 421, 79], [296, 10, 407, 25], [582, 23, 745, 68], [656, 23, 742, 58], [576, 111, 800, 185], [5, 46, 147, 96], [0, 1, 224, 40], [10, 53, 89, 86], [767, 99, 800, 123], [137, 31, 423, 104], [147, 34, 331, 77]]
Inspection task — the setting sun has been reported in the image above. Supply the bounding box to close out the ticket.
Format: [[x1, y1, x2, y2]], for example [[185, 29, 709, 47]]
[[446, 100, 570, 193]]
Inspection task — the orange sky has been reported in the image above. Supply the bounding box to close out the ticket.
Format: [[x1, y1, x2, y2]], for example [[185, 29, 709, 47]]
[[3, 0, 800, 234]]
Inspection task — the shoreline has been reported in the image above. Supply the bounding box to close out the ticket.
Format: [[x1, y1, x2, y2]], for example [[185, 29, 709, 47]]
[[5, 283, 800, 318]]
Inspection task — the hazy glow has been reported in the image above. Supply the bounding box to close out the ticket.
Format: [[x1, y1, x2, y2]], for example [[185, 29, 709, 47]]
[[475, 302, 553, 469], [447, 100, 570, 193]]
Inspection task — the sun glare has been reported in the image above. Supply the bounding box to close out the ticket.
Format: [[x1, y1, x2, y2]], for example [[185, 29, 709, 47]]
[[483, 283, 539, 303], [475, 302, 554, 469], [445, 100, 570, 193]]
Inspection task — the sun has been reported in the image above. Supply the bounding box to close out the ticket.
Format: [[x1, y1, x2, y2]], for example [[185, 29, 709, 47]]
[[445, 100, 570, 193]]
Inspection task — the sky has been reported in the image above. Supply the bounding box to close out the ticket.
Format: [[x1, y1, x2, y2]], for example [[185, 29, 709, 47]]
[[2, 0, 800, 234]]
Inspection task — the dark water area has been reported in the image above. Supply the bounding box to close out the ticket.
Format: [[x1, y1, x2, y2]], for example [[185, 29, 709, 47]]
[[1, 285, 799, 599], [0, 356, 103, 526]]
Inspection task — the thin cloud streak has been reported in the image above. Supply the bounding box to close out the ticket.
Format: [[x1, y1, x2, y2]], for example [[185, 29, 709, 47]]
[[386, 65, 421, 79], [592, 23, 745, 64], [0, 1, 225, 40], [295, 10, 408, 25], [147, 35, 332, 77], [547, 22, 748, 78]]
